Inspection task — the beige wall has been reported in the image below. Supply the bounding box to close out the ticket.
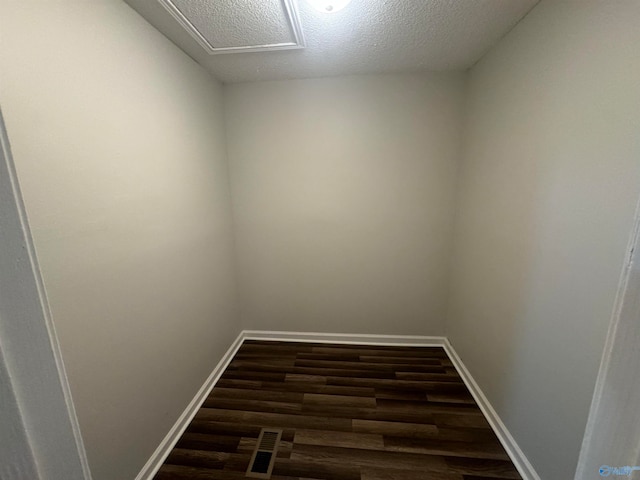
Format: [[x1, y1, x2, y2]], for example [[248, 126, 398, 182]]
[[225, 74, 465, 335], [0, 2, 239, 479], [447, 1, 640, 479]]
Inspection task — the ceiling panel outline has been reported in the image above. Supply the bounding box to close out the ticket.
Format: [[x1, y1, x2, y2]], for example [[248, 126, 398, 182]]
[[157, 0, 305, 54]]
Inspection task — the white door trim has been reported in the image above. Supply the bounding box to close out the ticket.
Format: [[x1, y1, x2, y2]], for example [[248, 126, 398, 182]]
[[0, 110, 92, 480], [574, 198, 640, 479]]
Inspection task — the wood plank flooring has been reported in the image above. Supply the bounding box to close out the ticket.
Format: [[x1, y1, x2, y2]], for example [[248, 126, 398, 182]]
[[154, 341, 521, 480]]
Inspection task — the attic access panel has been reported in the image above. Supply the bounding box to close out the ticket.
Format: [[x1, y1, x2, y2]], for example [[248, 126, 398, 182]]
[[157, 0, 305, 54]]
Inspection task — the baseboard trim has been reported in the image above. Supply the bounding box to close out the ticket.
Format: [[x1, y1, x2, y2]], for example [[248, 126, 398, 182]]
[[443, 339, 541, 480], [134, 331, 245, 480], [136, 330, 540, 480], [243, 330, 446, 347]]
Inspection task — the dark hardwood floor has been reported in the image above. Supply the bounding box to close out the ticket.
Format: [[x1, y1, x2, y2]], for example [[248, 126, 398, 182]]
[[154, 340, 521, 480]]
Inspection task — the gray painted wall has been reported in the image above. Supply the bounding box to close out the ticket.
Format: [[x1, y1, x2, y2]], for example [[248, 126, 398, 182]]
[[225, 74, 465, 335], [0, 2, 240, 479], [447, 1, 640, 479]]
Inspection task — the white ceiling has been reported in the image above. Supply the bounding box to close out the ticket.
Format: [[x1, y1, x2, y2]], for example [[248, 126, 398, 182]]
[[125, 0, 539, 83]]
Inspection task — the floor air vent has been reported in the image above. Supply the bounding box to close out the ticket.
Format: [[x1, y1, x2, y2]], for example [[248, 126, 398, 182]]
[[246, 428, 282, 479]]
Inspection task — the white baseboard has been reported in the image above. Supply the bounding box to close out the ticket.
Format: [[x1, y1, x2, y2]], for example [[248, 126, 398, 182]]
[[136, 330, 540, 480], [134, 331, 245, 480], [443, 339, 542, 480], [243, 329, 446, 347]]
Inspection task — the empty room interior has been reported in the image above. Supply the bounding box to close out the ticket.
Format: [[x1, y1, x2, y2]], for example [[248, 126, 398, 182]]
[[2, 1, 640, 480]]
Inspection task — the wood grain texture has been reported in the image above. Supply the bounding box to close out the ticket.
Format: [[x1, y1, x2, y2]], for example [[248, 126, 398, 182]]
[[154, 341, 521, 479]]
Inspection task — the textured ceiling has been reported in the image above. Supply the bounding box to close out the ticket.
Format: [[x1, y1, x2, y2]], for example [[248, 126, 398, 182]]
[[125, 0, 539, 83], [169, 0, 295, 49]]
